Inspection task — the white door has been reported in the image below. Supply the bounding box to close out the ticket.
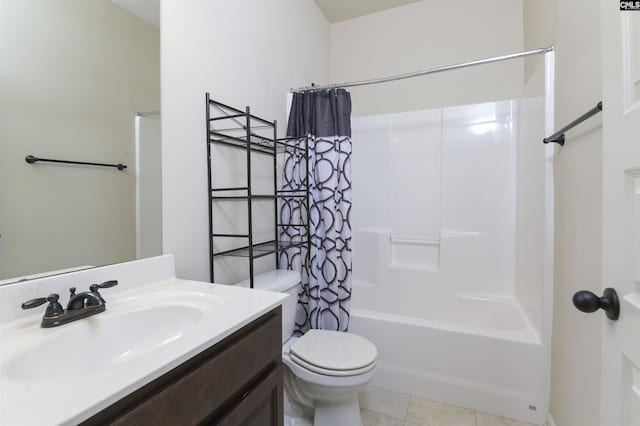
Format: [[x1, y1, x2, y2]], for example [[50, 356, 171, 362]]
[[600, 2, 640, 425]]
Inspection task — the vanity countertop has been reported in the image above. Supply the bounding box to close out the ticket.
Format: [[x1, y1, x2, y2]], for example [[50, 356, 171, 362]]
[[0, 256, 287, 426]]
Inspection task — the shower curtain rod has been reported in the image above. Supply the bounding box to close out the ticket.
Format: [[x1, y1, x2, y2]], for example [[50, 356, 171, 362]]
[[291, 46, 554, 93]]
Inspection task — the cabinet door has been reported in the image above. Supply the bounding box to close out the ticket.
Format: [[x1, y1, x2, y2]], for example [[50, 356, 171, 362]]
[[214, 365, 284, 426]]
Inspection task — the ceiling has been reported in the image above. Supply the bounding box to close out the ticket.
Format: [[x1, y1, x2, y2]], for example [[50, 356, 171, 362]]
[[111, 0, 420, 27], [313, 0, 421, 23], [111, 0, 160, 27]]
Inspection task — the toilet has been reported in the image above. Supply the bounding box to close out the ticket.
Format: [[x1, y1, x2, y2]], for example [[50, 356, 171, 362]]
[[235, 270, 377, 426]]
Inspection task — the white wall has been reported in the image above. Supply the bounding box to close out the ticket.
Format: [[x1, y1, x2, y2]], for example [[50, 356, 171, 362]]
[[161, 0, 330, 282], [329, 0, 525, 116], [523, 1, 604, 425], [523, 0, 554, 82], [0, 0, 159, 280]]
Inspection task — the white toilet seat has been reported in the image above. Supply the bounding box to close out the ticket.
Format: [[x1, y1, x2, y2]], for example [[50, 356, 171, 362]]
[[283, 352, 377, 387], [282, 331, 377, 385], [289, 352, 376, 377], [289, 330, 378, 374]]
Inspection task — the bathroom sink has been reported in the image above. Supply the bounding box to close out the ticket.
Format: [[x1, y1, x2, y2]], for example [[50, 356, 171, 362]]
[[0, 271, 289, 426], [5, 303, 205, 382]]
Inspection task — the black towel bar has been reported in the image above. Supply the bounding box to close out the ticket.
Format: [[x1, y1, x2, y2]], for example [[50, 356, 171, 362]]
[[25, 155, 127, 171], [543, 101, 603, 146]]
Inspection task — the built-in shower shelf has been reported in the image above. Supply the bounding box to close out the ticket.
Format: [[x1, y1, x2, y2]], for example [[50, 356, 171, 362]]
[[390, 237, 440, 246], [391, 236, 440, 272], [213, 240, 308, 259]]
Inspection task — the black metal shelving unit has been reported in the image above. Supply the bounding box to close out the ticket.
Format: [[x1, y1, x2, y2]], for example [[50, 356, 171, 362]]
[[206, 93, 310, 288]]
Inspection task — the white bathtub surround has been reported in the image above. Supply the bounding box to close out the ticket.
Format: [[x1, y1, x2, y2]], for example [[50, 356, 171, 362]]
[[0, 255, 287, 425], [352, 101, 519, 297], [350, 86, 552, 423]]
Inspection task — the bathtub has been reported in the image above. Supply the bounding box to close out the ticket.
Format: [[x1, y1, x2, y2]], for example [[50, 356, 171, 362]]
[[349, 285, 546, 425]]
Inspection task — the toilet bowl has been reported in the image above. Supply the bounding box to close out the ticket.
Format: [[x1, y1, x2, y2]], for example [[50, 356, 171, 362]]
[[236, 270, 377, 426]]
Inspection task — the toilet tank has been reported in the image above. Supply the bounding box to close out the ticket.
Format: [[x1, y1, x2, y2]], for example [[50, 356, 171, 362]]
[[233, 269, 301, 344]]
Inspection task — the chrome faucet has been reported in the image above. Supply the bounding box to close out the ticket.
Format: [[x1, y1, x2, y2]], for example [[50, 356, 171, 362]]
[[21, 280, 118, 328]]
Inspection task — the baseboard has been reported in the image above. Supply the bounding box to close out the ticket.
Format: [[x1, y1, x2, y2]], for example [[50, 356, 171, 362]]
[[546, 413, 557, 426]]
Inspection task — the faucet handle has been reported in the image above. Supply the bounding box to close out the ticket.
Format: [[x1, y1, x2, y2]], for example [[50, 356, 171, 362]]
[[21, 294, 64, 317], [69, 287, 76, 297], [89, 280, 118, 293], [21, 296, 49, 309], [89, 280, 118, 304]]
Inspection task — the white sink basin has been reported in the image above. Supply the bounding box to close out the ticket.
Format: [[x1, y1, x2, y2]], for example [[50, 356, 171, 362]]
[[5, 303, 204, 382]]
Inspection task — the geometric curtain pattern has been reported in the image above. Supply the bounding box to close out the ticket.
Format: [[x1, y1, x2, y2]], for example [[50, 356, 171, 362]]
[[280, 134, 352, 333]]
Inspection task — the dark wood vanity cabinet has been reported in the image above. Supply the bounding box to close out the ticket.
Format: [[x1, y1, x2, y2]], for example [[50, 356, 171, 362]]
[[83, 307, 283, 426]]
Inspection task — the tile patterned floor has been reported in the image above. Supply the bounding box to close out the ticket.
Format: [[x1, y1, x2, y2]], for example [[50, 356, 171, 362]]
[[359, 386, 537, 426]]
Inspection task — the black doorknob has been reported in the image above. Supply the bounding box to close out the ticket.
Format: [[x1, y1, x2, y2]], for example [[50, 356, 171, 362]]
[[573, 288, 620, 321]]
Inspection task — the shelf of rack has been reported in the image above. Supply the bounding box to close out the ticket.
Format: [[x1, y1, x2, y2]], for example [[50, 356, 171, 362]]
[[212, 240, 308, 259], [208, 134, 306, 156], [211, 194, 306, 201]]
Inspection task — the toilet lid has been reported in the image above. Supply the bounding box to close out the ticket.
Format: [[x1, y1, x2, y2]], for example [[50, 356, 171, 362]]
[[289, 330, 377, 373], [289, 352, 376, 377]]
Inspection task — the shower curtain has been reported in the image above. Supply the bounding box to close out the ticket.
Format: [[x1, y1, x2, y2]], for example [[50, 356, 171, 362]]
[[280, 89, 352, 334]]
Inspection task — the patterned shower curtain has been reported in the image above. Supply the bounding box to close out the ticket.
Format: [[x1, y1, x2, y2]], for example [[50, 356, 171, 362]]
[[280, 89, 352, 334]]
